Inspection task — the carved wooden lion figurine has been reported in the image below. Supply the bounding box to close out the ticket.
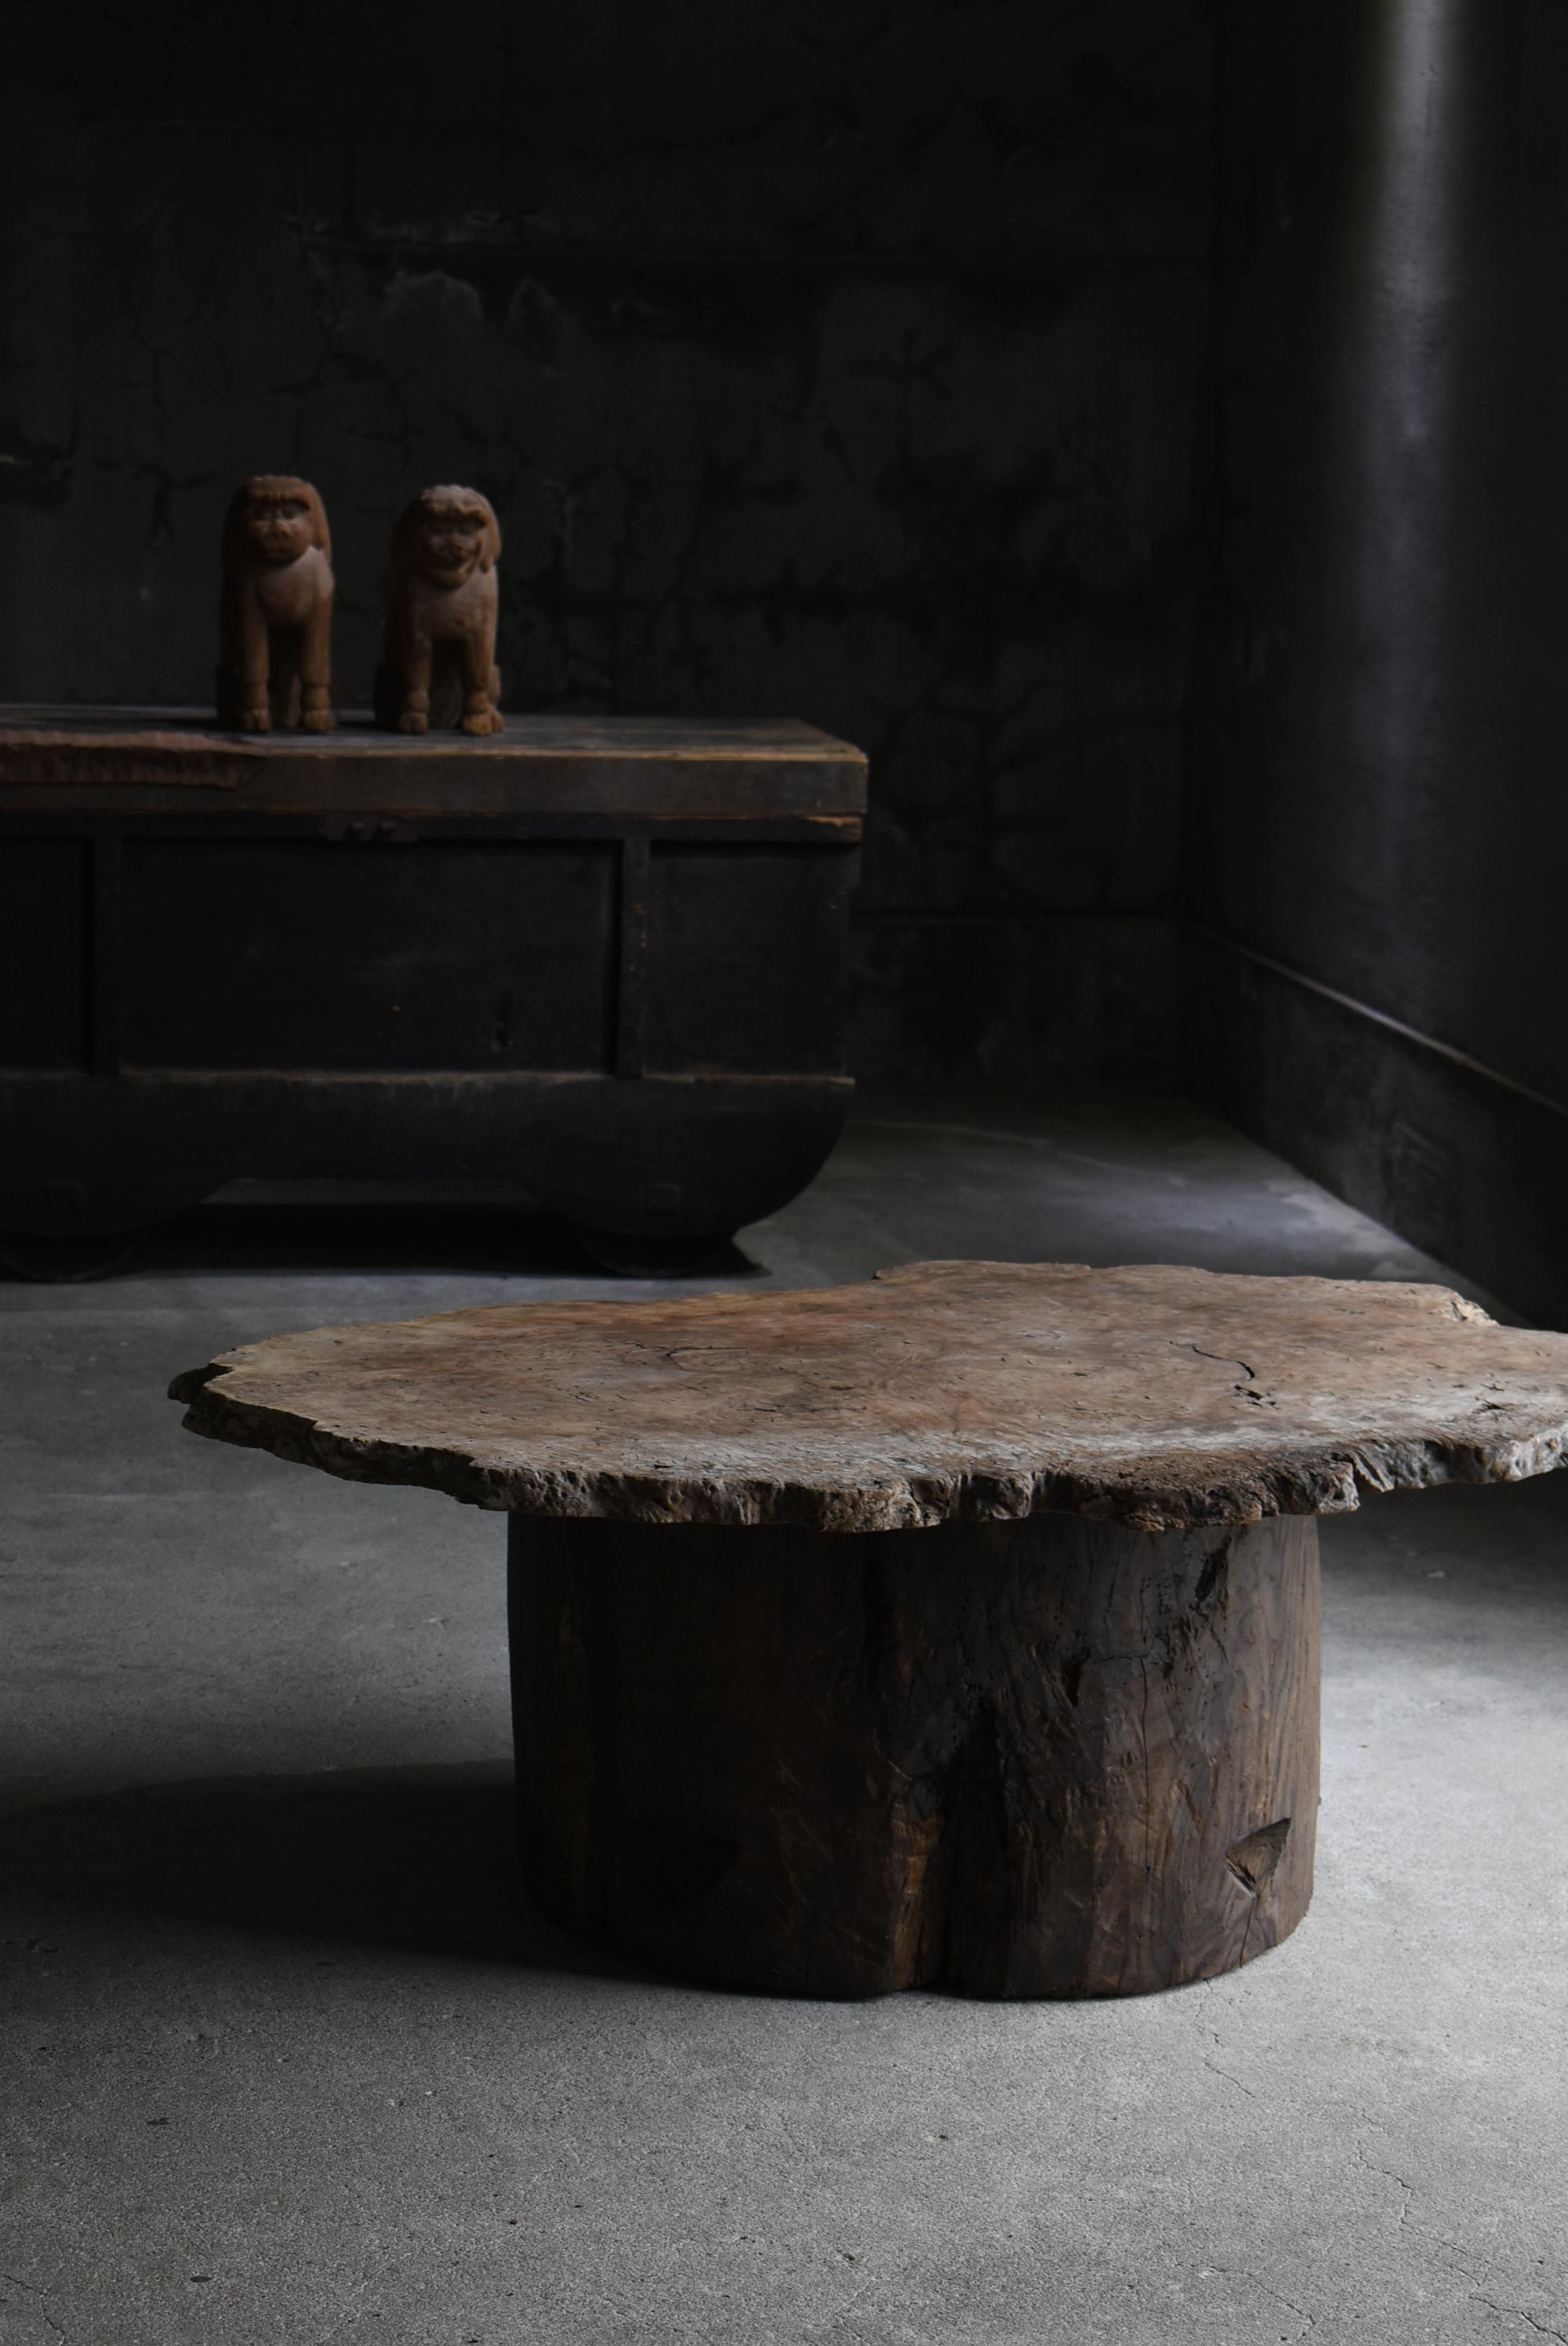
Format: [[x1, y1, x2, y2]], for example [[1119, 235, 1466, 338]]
[[216, 475, 336, 732], [375, 486, 503, 736]]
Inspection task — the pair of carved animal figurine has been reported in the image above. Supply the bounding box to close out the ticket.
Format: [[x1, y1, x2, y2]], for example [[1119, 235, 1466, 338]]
[[216, 477, 503, 736]]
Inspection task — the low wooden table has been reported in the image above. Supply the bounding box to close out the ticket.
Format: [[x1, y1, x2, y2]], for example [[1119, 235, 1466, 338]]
[[0, 706, 863, 1276], [172, 1262, 1568, 1999]]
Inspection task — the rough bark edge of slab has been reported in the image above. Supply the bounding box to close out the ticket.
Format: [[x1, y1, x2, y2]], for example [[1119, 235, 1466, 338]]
[[167, 1364, 1568, 1531]]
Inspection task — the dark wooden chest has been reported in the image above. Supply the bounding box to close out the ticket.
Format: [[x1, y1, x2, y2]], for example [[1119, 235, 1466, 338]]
[[0, 709, 864, 1271]]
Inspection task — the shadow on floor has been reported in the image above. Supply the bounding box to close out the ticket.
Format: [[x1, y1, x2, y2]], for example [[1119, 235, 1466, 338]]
[[145, 1203, 592, 1277], [0, 1204, 762, 1284], [0, 1762, 655, 1981]]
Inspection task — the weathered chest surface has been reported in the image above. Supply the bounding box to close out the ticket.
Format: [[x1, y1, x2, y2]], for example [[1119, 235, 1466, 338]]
[[0, 708, 865, 1268], [0, 706, 866, 815]]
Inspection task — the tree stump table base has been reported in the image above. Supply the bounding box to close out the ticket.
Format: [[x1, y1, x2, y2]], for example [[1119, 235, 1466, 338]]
[[510, 1513, 1319, 1999]]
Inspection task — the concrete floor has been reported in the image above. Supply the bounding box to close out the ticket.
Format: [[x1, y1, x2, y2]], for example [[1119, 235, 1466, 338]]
[[2, 1091, 1565, 2346]]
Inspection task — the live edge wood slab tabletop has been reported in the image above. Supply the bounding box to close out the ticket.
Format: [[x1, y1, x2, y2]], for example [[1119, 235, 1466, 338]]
[[172, 1261, 1568, 2001]]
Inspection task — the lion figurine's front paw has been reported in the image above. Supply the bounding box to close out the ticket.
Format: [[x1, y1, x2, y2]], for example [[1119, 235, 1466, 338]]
[[238, 706, 271, 734], [461, 706, 503, 737], [397, 710, 428, 735], [301, 706, 336, 733]]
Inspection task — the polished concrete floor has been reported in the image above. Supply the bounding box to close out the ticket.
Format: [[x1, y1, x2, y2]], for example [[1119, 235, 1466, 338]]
[[2, 1092, 1565, 2346]]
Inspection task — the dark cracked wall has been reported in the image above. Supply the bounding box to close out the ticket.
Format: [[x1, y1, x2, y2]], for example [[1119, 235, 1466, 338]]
[[2, 2, 1218, 1084]]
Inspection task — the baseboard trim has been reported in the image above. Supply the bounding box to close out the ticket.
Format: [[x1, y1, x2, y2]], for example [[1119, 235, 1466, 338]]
[[1183, 927, 1568, 1325], [1189, 926, 1567, 1123]]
